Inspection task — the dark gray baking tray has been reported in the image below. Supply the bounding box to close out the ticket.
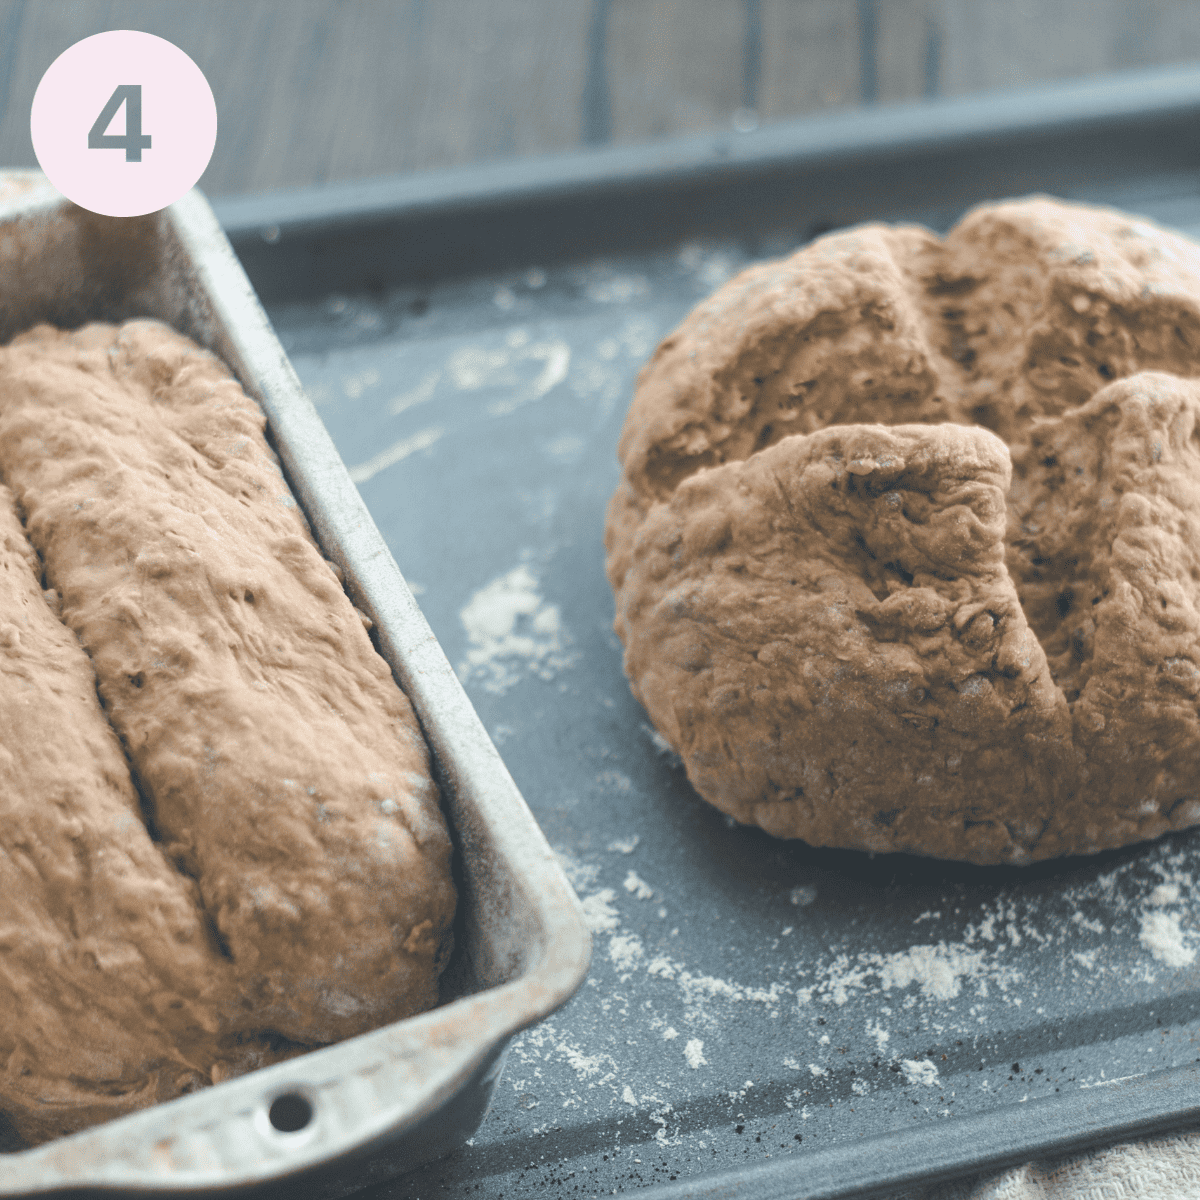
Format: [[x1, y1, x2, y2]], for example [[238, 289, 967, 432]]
[[214, 63, 1200, 1199]]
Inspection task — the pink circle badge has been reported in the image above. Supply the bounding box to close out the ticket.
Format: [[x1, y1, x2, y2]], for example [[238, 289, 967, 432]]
[[31, 31, 217, 218]]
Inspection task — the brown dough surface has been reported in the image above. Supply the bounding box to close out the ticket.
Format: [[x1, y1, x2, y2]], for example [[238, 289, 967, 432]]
[[0, 321, 455, 1068], [606, 197, 1200, 863], [0, 485, 280, 1145]]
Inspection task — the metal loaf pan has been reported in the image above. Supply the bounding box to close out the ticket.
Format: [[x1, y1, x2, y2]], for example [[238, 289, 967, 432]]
[[0, 170, 592, 1198]]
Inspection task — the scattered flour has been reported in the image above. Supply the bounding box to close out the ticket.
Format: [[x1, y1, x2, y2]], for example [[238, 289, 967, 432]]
[[458, 564, 573, 692], [609, 934, 645, 974], [554, 850, 600, 892], [531, 833, 1200, 1145], [677, 242, 742, 290], [799, 939, 1010, 1008], [649, 1102, 676, 1145], [1080, 1072, 1144, 1090], [545, 433, 585, 462], [900, 1059, 940, 1087], [491, 340, 570, 411], [865, 1020, 890, 1053], [1139, 911, 1195, 967], [643, 724, 672, 753], [341, 366, 380, 399], [1071, 911, 1106, 934], [596, 770, 632, 793], [879, 944, 987, 1001], [511, 1022, 617, 1086], [1149, 883, 1182, 905], [640, 722, 682, 764], [697, 256, 736, 290], [624, 870, 654, 900], [580, 889, 620, 934], [446, 335, 570, 416], [584, 273, 650, 304], [791, 886, 817, 907], [388, 369, 440, 415], [348, 426, 444, 485]]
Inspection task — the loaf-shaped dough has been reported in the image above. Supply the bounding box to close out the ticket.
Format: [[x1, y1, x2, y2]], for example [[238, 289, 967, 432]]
[[606, 197, 1200, 863], [0, 321, 455, 1058]]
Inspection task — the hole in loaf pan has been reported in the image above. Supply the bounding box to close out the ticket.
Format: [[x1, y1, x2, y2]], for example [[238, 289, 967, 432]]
[[267, 1091, 314, 1133]]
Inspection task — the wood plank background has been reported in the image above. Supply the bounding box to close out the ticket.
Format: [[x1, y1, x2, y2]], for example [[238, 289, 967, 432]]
[[0, 0, 1199, 198]]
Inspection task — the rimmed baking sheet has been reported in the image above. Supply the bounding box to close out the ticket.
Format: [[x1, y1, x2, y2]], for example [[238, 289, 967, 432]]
[[214, 64, 1200, 1198]]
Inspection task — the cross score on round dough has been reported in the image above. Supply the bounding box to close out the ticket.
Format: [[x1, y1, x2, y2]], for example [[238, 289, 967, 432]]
[[606, 197, 1200, 864]]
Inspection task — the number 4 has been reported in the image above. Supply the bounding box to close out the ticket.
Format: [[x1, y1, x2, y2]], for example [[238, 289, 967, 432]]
[[88, 85, 152, 162]]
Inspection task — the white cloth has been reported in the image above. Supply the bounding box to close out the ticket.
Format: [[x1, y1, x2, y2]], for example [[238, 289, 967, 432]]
[[889, 1131, 1200, 1199]]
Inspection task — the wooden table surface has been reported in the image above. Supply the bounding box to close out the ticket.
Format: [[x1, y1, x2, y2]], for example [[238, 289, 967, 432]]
[[0, 0, 1198, 198]]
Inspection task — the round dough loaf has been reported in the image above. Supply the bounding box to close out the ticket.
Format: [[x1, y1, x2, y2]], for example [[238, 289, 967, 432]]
[[605, 197, 1200, 864]]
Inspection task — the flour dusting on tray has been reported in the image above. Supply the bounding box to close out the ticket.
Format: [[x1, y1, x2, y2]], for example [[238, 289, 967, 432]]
[[458, 562, 574, 692]]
